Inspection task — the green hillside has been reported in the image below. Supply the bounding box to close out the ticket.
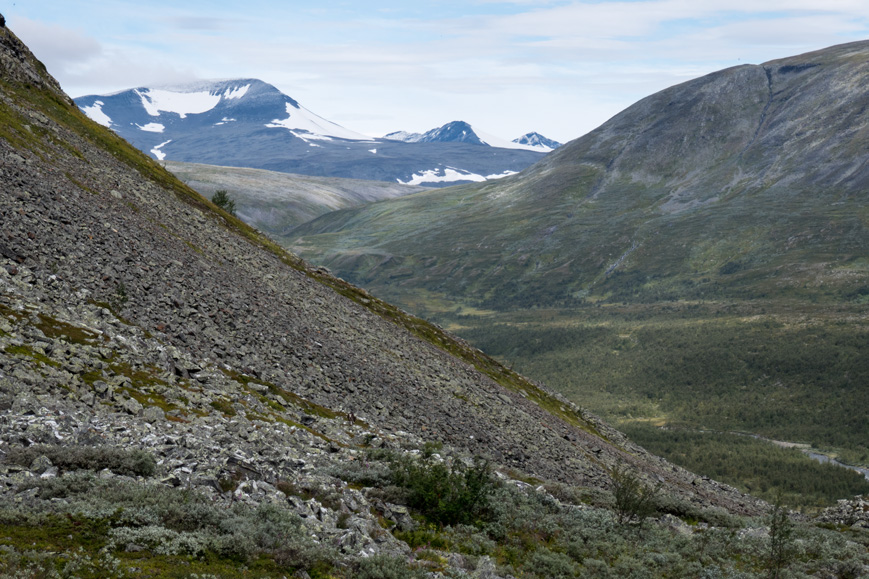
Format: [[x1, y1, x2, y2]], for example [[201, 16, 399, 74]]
[[287, 41, 869, 499]]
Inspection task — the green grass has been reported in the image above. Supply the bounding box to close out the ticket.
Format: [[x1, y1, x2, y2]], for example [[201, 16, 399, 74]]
[[4, 343, 60, 368], [209, 398, 237, 416], [34, 312, 102, 345]]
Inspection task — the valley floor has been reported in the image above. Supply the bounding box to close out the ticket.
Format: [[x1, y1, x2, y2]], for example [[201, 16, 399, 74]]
[[397, 296, 869, 508]]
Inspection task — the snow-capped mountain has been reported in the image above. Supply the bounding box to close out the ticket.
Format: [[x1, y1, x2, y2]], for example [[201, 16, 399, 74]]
[[75, 80, 548, 187], [513, 132, 562, 152], [384, 121, 558, 152]]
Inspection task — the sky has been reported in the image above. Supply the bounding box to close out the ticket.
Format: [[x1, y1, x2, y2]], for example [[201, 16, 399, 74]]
[[6, 1, 869, 143]]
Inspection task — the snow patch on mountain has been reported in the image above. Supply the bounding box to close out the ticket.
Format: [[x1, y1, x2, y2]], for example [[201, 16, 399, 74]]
[[150, 140, 172, 161], [137, 123, 165, 133], [382, 130, 421, 143], [398, 168, 480, 185], [136, 88, 222, 118], [81, 100, 112, 127], [397, 168, 517, 186], [266, 103, 373, 141], [487, 170, 518, 179], [222, 84, 250, 100], [285, 129, 333, 143]]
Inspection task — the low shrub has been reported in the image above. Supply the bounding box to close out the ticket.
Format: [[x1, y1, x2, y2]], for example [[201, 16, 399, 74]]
[[610, 463, 660, 525], [10, 474, 329, 567], [388, 454, 497, 527], [275, 479, 344, 510], [327, 457, 393, 488], [393, 526, 451, 550], [5, 444, 156, 477], [0, 544, 126, 578], [353, 554, 427, 579], [211, 189, 236, 216], [529, 549, 581, 578]]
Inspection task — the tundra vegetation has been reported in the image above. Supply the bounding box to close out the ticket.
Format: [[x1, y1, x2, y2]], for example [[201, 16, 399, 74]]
[[441, 302, 869, 508], [0, 22, 867, 578], [2, 444, 868, 578]]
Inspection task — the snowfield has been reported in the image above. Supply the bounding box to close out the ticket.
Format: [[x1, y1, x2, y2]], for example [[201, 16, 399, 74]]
[[266, 103, 374, 141], [398, 168, 517, 186], [81, 101, 112, 127], [134, 84, 251, 119]]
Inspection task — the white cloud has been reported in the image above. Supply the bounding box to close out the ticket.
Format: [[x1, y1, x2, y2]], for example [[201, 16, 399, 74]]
[[13, 17, 101, 65], [11, 15, 200, 97]]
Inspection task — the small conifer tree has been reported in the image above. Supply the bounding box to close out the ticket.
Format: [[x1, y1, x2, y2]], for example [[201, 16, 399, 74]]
[[211, 189, 236, 216]]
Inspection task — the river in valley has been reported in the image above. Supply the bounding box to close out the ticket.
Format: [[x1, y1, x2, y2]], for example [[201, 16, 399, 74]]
[[743, 432, 869, 481], [804, 451, 869, 481]]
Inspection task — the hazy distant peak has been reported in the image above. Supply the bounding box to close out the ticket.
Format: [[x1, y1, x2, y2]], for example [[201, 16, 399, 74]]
[[513, 132, 562, 152], [385, 121, 556, 151]]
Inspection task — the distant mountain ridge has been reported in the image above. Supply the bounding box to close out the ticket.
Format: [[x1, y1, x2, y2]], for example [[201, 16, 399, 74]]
[[75, 79, 550, 187], [383, 121, 560, 152], [513, 131, 562, 151]]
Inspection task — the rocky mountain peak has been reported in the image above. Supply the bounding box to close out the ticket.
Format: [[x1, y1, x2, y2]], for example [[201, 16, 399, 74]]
[[513, 131, 562, 151], [418, 121, 483, 144]]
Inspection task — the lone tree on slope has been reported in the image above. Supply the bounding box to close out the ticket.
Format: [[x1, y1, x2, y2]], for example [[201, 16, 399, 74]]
[[211, 189, 236, 216]]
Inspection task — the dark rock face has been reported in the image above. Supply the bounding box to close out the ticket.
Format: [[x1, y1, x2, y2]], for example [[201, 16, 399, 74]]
[[415, 121, 486, 145]]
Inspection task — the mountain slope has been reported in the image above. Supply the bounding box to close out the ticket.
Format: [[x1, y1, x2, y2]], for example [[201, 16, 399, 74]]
[[75, 80, 547, 187], [4, 23, 869, 577], [1, 19, 621, 500], [290, 42, 869, 306], [0, 11, 779, 557], [164, 160, 430, 232], [287, 41, 869, 477]]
